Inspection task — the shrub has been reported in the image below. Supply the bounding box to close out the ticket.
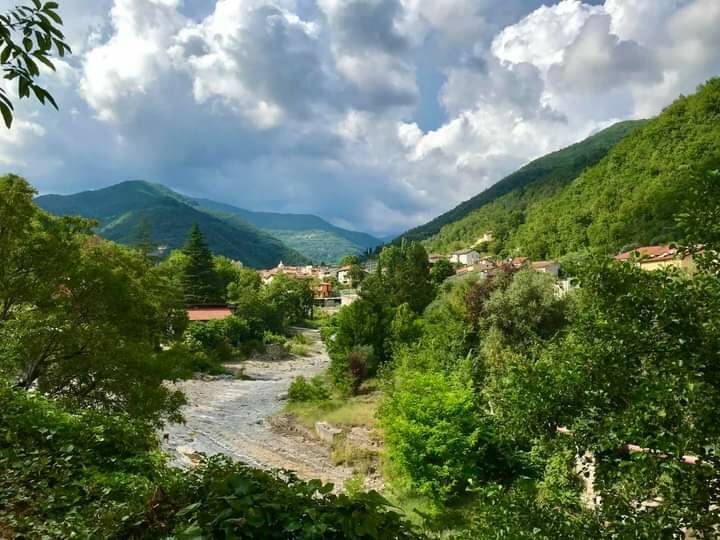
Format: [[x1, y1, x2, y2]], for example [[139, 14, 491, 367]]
[[380, 364, 519, 504], [289, 343, 311, 356], [172, 456, 419, 539], [348, 349, 369, 395], [288, 376, 331, 403], [263, 331, 287, 346]]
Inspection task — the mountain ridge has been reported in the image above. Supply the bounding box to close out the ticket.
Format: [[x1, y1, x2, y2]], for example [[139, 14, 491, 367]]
[[35, 181, 309, 268]]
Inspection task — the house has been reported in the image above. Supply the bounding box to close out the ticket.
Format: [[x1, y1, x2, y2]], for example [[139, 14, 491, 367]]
[[450, 249, 481, 266], [428, 253, 447, 264], [531, 261, 560, 278], [362, 259, 379, 274], [315, 282, 333, 299], [336, 265, 353, 285], [186, 305, 234, 322], [340, 289, 359, 306], [614, 245, 696, 272], [259, 262, 322, 284]]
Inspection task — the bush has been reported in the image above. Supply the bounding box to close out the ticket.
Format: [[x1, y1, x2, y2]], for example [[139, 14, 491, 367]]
[[289, 343, 311, 356], [172, 456, 419, 539], [380, 363, 520, 504], [348, 349, 369, 395], [330, 346, 374, 396], [288, 376, 331, 403]]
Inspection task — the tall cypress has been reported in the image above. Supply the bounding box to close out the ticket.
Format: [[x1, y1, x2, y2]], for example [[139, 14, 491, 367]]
[[182, 224, 221, 304]]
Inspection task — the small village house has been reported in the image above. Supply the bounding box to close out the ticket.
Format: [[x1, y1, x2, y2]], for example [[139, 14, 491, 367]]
[[531, 260, 561, 278], [614, 245, 696, 272], [428, 253, 447, 264], [186, 305, 234, 322], [450, 249, 481, 266], [509, 256, 529, 269], [315, 282, 333, 299], [336, 265, 353, 285]]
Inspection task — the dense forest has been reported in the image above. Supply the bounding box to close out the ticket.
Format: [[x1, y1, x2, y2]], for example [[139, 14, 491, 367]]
[[399, 120, 645, 245], [36, 181, 310, 268], [37, 180, 381, 266], [311, 166, 720, 538], [421, 79, 720, 259]]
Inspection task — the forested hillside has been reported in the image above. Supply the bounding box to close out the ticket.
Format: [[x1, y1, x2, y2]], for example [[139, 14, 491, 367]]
[[36, 181, 309, 268], [195, 199, 381, 264], [400, 119, 645, 244], [426, 79, 720, 258]]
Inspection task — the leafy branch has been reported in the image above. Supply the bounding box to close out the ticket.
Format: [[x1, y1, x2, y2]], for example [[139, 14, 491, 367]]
[[0, 0, 70, 128]]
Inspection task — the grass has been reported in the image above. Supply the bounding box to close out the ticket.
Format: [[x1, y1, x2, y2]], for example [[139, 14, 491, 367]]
[[284, 389, 380, 431], [289, 343, 311, 356]]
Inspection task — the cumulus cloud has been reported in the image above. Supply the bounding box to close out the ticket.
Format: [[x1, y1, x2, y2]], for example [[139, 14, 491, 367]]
[[2, 0, 719, 236], [548, 13, 662, 93]]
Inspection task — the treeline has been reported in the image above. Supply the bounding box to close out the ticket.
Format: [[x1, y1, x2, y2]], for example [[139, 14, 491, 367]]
[[426, 78, 720, 260], [316, 168, 720, 537], [0, 175, 417, 538]]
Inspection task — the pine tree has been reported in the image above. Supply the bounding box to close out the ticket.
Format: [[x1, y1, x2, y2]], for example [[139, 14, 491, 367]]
[[181, 224, 222, 304], [133, 217, 155, 260]]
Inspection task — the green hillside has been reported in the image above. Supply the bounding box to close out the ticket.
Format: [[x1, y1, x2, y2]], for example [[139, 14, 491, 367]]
[[425, 78, 720, 258], [195, 199, 381, 263], [401, 119, 646, 245], [36, 181, 308, 268]]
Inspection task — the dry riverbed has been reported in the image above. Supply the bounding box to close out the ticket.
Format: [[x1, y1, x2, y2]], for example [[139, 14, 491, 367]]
[[162, 330, 378, 489]]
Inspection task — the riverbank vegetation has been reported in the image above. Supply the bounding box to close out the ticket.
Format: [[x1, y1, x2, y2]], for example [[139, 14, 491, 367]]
[[0, 175, 419, 539], [311, 166, 720, 537]]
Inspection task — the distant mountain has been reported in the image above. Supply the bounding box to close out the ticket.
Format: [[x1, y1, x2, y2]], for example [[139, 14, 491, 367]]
[[193, 199, 382, 264], [36, 181, 309, 268], [398, 119, 646, 245], [420, 77, 720, 259]]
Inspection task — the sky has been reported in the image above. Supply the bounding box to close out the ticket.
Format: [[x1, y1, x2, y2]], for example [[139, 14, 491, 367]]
[[1, 0, 719, 236]]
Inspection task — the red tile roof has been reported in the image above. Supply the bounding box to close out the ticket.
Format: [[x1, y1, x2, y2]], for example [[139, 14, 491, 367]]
[[614, 245, 678, 263], [187, 306, 233, 321]]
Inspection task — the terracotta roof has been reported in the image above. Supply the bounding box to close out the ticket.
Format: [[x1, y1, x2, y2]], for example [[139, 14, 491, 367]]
[[614, 245, 678, 263], [532, 260, 558, 269], [187, 306, 233, 321]]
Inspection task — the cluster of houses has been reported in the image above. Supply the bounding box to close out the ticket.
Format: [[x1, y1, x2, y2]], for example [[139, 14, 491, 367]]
[[186, 243, 697, 322]]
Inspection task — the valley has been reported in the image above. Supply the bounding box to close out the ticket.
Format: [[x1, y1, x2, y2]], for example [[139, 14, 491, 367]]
[[163, 330, 373, 489]]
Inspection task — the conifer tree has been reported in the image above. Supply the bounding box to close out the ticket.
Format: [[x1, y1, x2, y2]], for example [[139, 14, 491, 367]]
[[181, 224, 222, 304]]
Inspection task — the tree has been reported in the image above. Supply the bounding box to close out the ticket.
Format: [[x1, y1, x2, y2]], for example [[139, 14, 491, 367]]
[[181, 224, 222, 305], [133, 216, 155, 259], [0, 1, 71, 128], [263, 274, 314, 328], [0, 176, 187, 424], [379, 241, 433, 313], [340, 254, 360, 267], [430, 258, 455, 287]]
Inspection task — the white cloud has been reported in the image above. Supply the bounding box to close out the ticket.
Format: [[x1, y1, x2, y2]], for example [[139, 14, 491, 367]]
[[3, 0, 720, 235]]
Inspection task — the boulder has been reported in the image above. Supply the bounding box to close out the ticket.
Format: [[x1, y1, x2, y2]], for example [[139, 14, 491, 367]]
[[315, 421, 342, 445]]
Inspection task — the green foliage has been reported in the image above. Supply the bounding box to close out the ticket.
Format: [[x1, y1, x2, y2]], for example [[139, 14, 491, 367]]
[[288, 375, 331, 403], [175, 456, 419, 539], [380, 360, 515, 503], [425, 79, 720, 259], [379, 242, 433, 314], [401, 119, 644, 244], [0, 383, 420, 539], [0, 176, 188, 424], [0, 1, 70, 128], [198, 200, 381, 264], [430, 259, 455, 286], [0, 382, 182, 539], [182, 224, 224, 304], [35, 180, 309, 268], [264, 273, 314, 328]]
